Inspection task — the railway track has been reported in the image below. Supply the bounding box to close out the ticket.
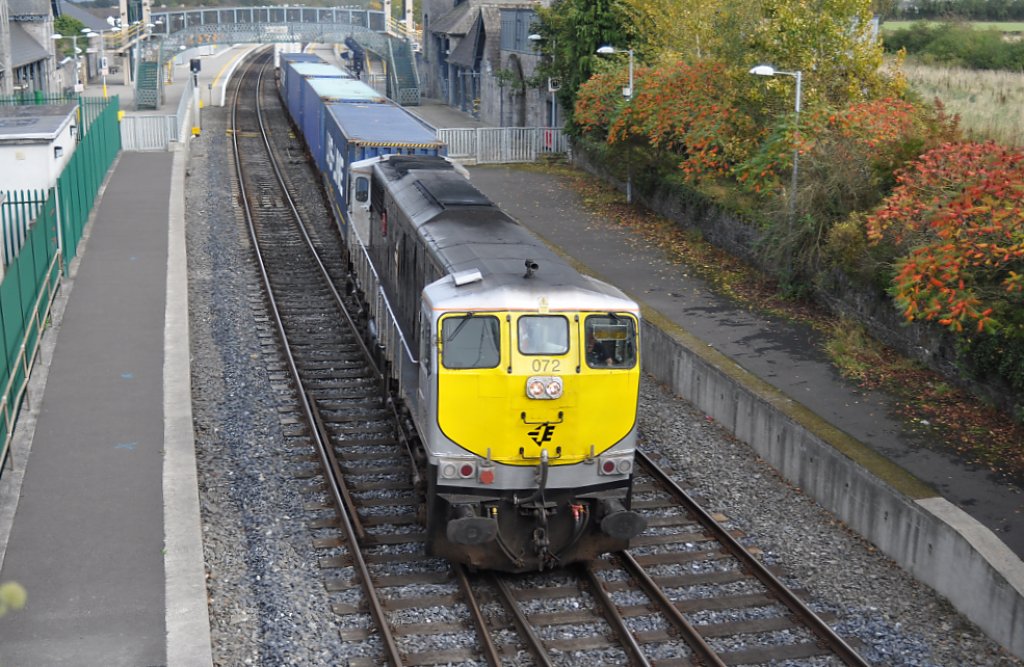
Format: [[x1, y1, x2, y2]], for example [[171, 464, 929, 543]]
[[227, 47, 875, 666]]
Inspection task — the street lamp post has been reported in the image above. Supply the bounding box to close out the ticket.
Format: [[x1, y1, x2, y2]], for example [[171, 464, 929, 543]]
[[528, 33, 557, 129], [749, 65, 802, 222], [51, 33, 84, 92], [597, 45, 635, 204], [83, 28, 114, 99]]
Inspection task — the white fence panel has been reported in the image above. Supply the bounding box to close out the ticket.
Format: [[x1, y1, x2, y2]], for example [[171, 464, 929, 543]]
[[440, 129, 479, 160], [438, 127, 567, 164], [121, 115, 179, 151]]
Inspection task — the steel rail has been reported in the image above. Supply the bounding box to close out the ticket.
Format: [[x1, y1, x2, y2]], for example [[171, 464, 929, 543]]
[[262, 70, 425, 493], [452, 564, 503, 667], [489, 573, 556, 667], [230, 49, 404, 666], [579, 563, 653, 666], [636, 449, 872, 667], [618, 550, 727, 666]]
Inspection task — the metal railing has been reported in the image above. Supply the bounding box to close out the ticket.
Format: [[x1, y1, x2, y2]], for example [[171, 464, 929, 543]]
[[0, 96, 120, 474], [345, 220, 418, 397], [438, 127, 569, 164], [0, 251, 61, 472], [119, 79, 191, 151], [1, 190, 48, 268], [120, 115, 180, 151]]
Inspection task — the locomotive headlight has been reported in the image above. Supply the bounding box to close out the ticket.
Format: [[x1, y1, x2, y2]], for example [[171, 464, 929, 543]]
[[526, 376, 562, 400], [440, 462, 459, 479]]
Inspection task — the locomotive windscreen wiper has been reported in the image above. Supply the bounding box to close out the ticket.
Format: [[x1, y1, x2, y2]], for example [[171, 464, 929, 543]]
[[446, 312, 474, 342]]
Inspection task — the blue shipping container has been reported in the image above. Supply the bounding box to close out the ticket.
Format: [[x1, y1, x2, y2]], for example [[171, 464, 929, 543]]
[[279, 52, 325, 68], [283, 61, 351, 133], [278, 53, 326, 112], [322, 103, 446, 236], [301, 79, 389, 172]]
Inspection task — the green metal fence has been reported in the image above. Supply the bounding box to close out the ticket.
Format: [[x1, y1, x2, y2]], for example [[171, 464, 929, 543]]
[[1, 190, 48, 266], [0, 92, 79, 107], [57, 97, 121, 267], [0, 95, 121, 470]]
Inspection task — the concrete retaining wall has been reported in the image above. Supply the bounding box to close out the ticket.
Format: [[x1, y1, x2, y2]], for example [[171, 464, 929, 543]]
[[641, 315, 1024, 658]]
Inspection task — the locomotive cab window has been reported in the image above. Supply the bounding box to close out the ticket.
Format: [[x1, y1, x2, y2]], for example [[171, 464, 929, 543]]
[[354, 176, 369, 203], [441, 315, 501, 369], [585, 315, 637, 369], [518, 315, 569, 355]]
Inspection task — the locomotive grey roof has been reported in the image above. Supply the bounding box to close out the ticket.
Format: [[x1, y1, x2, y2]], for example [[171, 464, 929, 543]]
[[375, 156, 638, 313], [416, 171, 491, 207]]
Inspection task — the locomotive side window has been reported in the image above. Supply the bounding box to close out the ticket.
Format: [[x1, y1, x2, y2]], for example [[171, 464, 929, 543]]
[[441, 315, 501, 369], [585, 315, 637, 369], [354, 176, 369, 203], [518, 315, 569, 355]]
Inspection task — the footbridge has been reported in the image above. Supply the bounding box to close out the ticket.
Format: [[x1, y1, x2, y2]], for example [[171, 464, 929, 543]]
[[119, 6, 422, 108]]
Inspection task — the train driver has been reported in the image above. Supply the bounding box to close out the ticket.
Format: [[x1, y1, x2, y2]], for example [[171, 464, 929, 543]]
[[519, 315, 569, 355]]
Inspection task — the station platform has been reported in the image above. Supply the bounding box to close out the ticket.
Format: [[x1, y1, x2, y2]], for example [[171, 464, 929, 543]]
[[0, 44, 253, 667], [0, 42, 1020, 665]]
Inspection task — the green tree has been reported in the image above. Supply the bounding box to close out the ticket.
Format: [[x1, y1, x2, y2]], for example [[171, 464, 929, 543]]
[[533, 0, 630, 126], [620, 0, 898, 109], [53, 15, 86, 58]]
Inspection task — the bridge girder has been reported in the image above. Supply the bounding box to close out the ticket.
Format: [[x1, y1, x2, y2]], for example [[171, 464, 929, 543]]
[[160, 23, 377, 50], [151, 6, 386, 39]]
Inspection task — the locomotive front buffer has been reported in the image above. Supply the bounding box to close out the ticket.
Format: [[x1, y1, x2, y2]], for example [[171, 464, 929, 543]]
[[438, 447, 647, 572]]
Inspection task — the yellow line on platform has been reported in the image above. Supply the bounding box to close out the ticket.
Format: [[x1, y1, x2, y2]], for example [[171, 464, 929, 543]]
[[211, 46, 252, 91]]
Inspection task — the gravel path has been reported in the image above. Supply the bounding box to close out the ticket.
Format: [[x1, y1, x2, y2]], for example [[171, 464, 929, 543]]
[[185, 103, 1022, 666]]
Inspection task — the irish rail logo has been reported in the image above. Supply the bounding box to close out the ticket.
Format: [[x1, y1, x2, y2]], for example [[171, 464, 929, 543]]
[[527, 423, 556, 447]]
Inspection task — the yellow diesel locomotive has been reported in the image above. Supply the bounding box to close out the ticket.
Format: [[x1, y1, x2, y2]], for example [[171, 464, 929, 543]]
[[343, 154, 646, 572]]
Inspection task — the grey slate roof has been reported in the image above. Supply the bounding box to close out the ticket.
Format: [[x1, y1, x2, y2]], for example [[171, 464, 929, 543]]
[[446, 10, 481, 67], [57, 1, 110, 31], [430, 1, 476, 35], [0, 103, 77, 141], [431, 0, 536, 35], [10, 22, 51, 68]]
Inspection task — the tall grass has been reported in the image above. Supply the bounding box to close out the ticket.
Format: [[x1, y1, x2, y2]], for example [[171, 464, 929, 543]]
[[901, 61, 1024, 146], [883, 20, 1024, 32]]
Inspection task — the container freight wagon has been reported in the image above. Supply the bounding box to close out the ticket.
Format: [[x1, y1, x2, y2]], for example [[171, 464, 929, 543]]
[[320, 102, 446, 239], [282, 61, 352, 132], [277, 53, 327, 105], [301, 78, 389, 173], [276, 51, 324, 73]]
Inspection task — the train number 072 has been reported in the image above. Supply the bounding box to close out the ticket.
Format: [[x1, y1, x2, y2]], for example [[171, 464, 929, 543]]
[[531, 359, 560, 372]]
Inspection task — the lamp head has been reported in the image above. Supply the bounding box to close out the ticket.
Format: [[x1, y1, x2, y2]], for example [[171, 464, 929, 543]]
[[596, 45, 616, 55], [528, 33, 542, 42], [749, 65, 776, 76]]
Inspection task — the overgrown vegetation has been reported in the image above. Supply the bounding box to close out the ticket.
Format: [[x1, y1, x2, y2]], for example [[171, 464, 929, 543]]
[[900, 62, 1024, 145], [888, 0, 1024, 21], [547, 161, 1024, 480], [884, 21, 1024, 70], [536, 0, 1024, 420]]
